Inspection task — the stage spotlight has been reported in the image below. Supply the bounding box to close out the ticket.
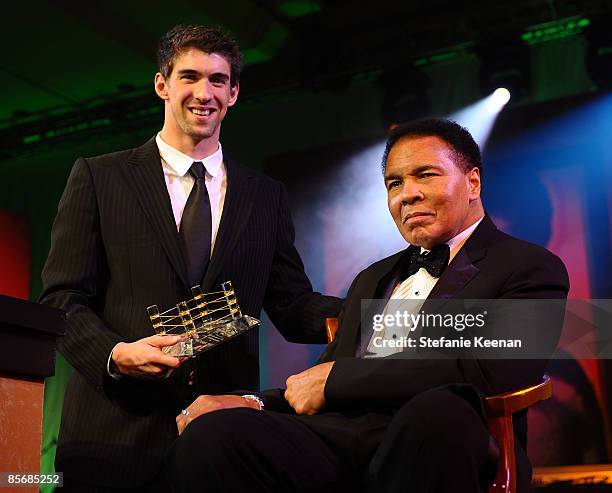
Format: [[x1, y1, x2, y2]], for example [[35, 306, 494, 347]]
[[449, 88, 510, 149], [492, 88, 511, 107], [478, 39, 529, 102]]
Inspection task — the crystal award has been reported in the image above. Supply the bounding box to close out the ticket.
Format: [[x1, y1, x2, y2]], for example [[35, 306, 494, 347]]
[[146, 281, 259, 357]]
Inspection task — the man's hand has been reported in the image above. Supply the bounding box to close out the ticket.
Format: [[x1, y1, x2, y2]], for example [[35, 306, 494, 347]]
[[176, 395, 260, 435], [284, 361, 335, 415], [111, 334, 187, 379]]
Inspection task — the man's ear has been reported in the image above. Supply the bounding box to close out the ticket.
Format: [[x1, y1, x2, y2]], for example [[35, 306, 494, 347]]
[[154, 72, 169, 101], [228, 81, 239, 107], [467, 167, 481, 199]]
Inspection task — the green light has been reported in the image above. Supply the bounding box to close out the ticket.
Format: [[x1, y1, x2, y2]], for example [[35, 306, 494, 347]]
[[23, 134, 41, 144], [430, 52, 456, 63], [91, 118, 111, 127], [243, 48, 272, 65], [243, 24, 289, 65], [412, 46, 469, 68], [522, 16, 590, 45], [279, 1, 321, 17]]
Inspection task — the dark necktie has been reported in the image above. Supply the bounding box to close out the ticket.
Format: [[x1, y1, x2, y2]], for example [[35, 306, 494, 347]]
[[180, 162, 212, 286], [403, 243, 450, 278]]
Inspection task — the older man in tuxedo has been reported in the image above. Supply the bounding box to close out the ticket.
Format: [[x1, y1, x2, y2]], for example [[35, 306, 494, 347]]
[[168, 118, 569, 493], [40, 24, 340, 492]]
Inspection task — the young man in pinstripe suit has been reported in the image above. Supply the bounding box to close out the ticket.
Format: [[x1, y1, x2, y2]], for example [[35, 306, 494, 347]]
[[41, 24, 340, 492]]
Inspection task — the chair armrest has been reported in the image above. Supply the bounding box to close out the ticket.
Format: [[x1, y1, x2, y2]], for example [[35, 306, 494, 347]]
[[326, 318, 338, 344], [485, 375, 552, 416]]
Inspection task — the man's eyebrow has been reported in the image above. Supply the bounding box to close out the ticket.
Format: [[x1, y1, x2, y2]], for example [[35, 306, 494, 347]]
[[384, 173, 402, 182], [176, 69, 199, 75], [210, 72, 230, 81], [411, 164, 441, 174], [384, 164, 441, 181], [175, 70, 230, 81]]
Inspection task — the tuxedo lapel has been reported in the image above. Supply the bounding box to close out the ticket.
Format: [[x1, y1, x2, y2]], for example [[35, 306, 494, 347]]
[[423, 216, 493, 308], [200, 158, 255, 291], [120, 137, 189, 287], [334, 252, 405, 358], [426, 248, 480, 300]]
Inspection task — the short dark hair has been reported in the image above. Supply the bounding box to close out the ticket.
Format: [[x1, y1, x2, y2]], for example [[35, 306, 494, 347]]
[[381, 118, 483, 175], [157, 24, 243, 86]]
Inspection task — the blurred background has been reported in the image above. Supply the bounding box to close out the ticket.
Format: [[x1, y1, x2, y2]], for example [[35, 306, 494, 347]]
[[1, 0, 611, 489]]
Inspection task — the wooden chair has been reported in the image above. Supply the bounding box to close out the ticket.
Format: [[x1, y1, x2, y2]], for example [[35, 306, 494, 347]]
[[325, 318, 552, 493]]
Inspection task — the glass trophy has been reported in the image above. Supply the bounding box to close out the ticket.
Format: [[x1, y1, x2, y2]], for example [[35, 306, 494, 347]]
[[146, 281, 260, 357]]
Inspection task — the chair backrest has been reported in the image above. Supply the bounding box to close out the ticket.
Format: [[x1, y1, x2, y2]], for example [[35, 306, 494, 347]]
[[486, 376, 552, 493]]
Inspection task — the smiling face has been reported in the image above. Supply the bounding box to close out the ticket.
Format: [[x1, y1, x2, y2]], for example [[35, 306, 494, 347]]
[[155, 48, 239, 156], [384, 135, 483, 249]]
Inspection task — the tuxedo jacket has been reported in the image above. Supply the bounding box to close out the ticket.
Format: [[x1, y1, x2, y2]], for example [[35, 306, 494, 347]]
[[264, 215, 569, 480], [322, 215, 569, 403], [40, 137, 341, 487]]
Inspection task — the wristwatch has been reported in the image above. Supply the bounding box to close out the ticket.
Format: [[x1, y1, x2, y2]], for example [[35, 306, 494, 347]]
[[241, 394, 264, 410]]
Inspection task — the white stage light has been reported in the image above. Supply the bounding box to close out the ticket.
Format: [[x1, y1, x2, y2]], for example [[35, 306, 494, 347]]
[[492, 87, 511, 107], [449, 89, 511, 148]]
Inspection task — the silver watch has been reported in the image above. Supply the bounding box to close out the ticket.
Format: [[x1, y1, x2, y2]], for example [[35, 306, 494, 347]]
[[241, 394, 264, 410]]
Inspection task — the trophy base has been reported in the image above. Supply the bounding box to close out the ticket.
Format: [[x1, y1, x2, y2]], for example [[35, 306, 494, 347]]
[[162, 315, 260, 357]]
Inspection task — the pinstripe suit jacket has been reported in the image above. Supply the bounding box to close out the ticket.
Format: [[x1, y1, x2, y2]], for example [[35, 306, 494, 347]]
[[40, 137, 341, 488]]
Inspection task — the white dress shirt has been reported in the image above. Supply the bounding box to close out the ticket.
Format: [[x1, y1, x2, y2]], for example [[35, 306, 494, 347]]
[[155, 132, 227, 254]]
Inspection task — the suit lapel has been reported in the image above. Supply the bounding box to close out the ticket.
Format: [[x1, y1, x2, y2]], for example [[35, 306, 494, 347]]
[[334, 252, 405, 357], [426, 248, 480, 300], [120, 137, 189, 287], [200, 157, 255, 290], [423, 215, 492, 309]]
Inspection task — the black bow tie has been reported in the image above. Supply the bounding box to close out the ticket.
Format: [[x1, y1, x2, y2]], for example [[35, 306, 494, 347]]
[[403, 243, 450, 278]]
